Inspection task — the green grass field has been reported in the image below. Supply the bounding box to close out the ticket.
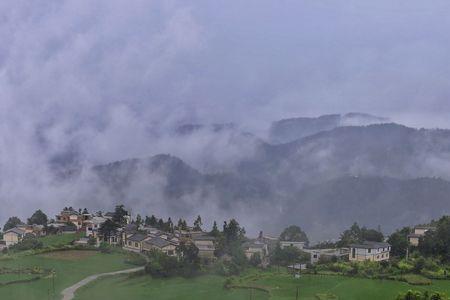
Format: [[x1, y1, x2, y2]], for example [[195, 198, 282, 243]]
[[38, 233, 82, 248], [74, 274, 270, 300], [0, 250, 131, 300], [73, 270, 450, 300]]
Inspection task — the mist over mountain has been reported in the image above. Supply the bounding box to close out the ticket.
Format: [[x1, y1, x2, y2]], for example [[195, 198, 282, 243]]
[[269, 113, 389, 144], [49, 117, 448, 240]]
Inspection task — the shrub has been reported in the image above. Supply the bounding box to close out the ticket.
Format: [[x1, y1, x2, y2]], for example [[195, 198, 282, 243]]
[[396, 289, 448, 300], [125, 253, 147, 266], [99, 242, 112, 253], [249, 253, 262, 267], [10, 236, 43, 251]]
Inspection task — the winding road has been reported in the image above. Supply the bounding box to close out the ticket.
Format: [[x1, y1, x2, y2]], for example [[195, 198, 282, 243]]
[[60, 266, 144, 300]]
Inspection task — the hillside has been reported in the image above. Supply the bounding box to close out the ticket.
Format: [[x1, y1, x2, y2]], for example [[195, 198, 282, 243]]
[[269, 113, 389, 144], [88, 154, 450, 240]]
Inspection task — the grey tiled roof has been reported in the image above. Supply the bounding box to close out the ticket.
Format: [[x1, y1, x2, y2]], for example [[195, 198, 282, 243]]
[[5, 227, 26, 235], [128, 233, 148, 242], [349, 241, 390, 249], [144, 236, 171, 248]]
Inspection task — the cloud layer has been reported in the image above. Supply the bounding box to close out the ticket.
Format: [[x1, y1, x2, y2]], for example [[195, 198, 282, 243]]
[[1, 0, 450, 230]]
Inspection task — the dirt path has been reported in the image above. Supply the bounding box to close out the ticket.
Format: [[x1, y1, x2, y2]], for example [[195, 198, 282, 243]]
[[60, 266, 144, 300]]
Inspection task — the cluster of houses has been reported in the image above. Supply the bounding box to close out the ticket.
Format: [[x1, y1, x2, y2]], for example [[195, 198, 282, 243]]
[[1, 206, 439, 265]]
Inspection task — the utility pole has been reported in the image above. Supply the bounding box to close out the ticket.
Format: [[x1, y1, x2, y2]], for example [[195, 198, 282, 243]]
[[52, 270, 55, 299], [296, 287, 299, 300], [406, 246, 409, 261]]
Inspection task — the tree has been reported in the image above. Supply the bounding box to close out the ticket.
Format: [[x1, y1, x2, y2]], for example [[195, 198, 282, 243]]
[[215, 219, 246, 258], [27, 209, 48, 226], [10, 235, 43, 251], [98, 219, 119, 241], [337, 223, 384, 247], [166, 217, 174, 233], [145, 250, 179, 278], [112, 204, 128, 225], [210, 221, 220, 237], [193, 215, 202, 231], [176, 241, 200, 276], [388, 227, 411, 257], [270, 243, 310, 266], [362, 228, 384, 242], [419, 216, 450, 262], [250, 252, 262, 267], [3, 217, 23, 231], [145, 215, 158, 227], [279, 225, 309, 245], [157, 218, 164, 229], [135, 214, 142, 227]]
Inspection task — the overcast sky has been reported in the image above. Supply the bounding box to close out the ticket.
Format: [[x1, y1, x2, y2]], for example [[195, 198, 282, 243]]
[[1, 0, 450, 225]]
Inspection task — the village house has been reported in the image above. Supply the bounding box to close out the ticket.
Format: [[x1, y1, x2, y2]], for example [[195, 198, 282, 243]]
[[85, 216, 107, 238], [3, 227, 26, 247], [408, 226, 435, 247], [280, 241, 305, 250], [142, 236, 177, 256], [349, 241, 391, 262], [47, 222, 77, 234], [191, 233, 216, 263], [123, 233, 148, 252], [303, 248, 349, 264], [243, 241, 268, 260], [121, 224, 138, 246], [55, 207, 90, 230]]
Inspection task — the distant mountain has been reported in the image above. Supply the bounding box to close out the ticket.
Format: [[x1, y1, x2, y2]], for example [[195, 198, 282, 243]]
[[269, 113, 389, 144], [175, 123, 237, 136], [287, 176, 450, 239], [53, 116, 450, 240], [241, 123, 450, 187], [87, 154, 450, 240]]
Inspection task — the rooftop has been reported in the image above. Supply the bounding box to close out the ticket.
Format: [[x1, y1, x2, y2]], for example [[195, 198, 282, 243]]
[[128, 233, 148, 242], [349, 241, 391, 249], [5, 227, 26, 235], [145, 236, 171, 248]]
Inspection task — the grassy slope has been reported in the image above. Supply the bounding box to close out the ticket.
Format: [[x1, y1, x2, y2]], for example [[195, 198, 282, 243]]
[[74, 275, 270, 300], [0, 251, 131, 300], [252, 272, 450, 300], [39, 233, 82, 248], [74, 270, 450, 300]]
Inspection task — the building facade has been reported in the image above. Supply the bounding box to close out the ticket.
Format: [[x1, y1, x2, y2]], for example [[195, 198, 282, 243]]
[[349, 242, 391, 262]]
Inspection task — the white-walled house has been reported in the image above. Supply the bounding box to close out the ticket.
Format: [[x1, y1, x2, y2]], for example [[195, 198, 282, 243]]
[[280, 241, 305, 250], [349, 242, 391, 262], [85, 216, 107, 238], [3, 228, 26, 247], [408, 226, 435, 247]]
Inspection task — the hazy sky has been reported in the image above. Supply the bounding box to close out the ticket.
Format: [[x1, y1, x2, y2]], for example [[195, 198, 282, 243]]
[[1, 0, 450, 227]]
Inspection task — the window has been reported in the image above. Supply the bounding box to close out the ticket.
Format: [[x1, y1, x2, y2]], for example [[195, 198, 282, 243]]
[[368, 248, 371, 253], [168, 250, 174, 256], [128, 241, 131, 246], [352, 248, 356, 258], [135, 242, 138, 247]]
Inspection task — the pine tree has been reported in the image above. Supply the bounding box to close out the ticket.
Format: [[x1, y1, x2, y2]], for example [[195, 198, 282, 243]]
[[193, 215, 203, 231]]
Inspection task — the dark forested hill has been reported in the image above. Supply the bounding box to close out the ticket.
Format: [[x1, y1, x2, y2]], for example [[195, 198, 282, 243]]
[[57, 117, 450, 240], [269, 113, 389, 144]]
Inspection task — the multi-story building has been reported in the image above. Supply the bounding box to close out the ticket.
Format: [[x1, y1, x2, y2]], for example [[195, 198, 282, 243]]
[[408, 226, 435, 247], [349, 242, 391, 262]]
